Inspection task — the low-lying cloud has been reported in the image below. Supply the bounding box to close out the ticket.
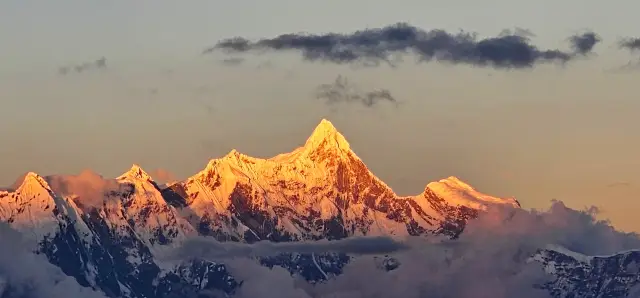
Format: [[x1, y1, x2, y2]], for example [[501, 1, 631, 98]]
[[0, 222, 108, 298], [207, 23, 601, 69], [159, 236, 408, 262], [166, 200, 640, 298], [315, 75, 399, 107], [5, 173, 640, 297]]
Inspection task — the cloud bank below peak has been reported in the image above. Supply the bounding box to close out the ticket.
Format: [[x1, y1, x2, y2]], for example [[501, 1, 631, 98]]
[[205, 23, 601, 69], [162, 201, 640, 298]]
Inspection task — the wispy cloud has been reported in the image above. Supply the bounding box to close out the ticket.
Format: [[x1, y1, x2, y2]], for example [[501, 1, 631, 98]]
[[611, 37, 640, 70], [606, 181, 632, 188], [207, 23, 600, 69], [58, 57, 107, 75], [45, 170, 132, 210], [159, 236, 408, 262], [219, 57, 245, 66], [619, 38, 640, 52], [315, 75, 400, 108]]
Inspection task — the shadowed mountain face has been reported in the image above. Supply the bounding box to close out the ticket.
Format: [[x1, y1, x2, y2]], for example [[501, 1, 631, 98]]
[[531, 247, 640, 297], [0, 119, 637, 298]]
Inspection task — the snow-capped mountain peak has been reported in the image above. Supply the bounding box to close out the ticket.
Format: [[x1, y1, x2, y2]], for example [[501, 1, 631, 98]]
[[2, 118, 635, 298], [301, 118, 351, 156], [424, 176, 520, 210], [0, 171, 75, 241], [117, 164, 153, 182], [15, 171, 53, 193], [161, 119, 523, 243], [225, 149, 241, 158]]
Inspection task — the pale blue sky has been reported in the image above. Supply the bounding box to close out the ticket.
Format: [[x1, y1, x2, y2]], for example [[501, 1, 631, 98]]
[[1, 0, 640, 231]]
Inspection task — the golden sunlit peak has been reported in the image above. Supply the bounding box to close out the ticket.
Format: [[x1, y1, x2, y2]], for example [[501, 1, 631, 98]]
[[17, 171, 49, 190], [303, 118, 350, 152], [23, 172, 43, 183], [317, 118, 337, 131], [225, 149, 240, 157], [119, 164, 151, 180], [441, 176, 470, 186], [24, 171, 42, 180]]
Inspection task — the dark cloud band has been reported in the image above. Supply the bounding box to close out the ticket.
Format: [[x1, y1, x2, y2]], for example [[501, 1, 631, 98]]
[[620, 38, 640, 52], [207, 23, 601, 69]]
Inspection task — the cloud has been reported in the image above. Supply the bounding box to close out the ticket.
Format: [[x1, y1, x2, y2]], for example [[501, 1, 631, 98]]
[[159, 236, 408, 262], [567, 31, 601, 55], [619, 38, 640, 52], [45, 170, 130, 209], [207, 23, 600, 69], [149, 168, 177, 185], [167, 200, 640, 298], [614, 37, 640, 70], [315, 75, 400, 108], [499, 27, 536, 38], [607, 181, 631, 188], [58, 57, 107, 75], [0, 222, 108, 298], [219, 57, 245, 66]]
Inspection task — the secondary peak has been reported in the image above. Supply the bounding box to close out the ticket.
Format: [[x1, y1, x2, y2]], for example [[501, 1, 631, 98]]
[[119, 164, 152, 181], [16, 171, 51, 192], [224, 149, 241, 157]]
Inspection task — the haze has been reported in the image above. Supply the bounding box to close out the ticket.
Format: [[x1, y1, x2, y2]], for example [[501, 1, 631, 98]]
[[1, 0, 639, 232]]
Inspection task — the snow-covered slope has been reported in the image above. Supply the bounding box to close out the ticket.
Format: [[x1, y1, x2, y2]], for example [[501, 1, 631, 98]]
[[0, 169, 237, 298], [0, 172, 80, 240]]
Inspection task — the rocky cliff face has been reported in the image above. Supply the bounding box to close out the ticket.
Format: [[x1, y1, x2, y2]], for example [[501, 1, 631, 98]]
[[530, 246, 640, 297], [0, 168, 237, 297]]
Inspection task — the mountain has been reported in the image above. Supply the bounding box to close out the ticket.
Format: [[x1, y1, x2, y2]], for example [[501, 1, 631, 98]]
[[531, 246, 640, 297], [0, 119, 637, 297], [0, 168, 237, 298], [161, 118, 519, 243]]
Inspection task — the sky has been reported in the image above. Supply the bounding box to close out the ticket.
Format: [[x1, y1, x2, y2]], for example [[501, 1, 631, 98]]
[[1, 0, 640, 231]]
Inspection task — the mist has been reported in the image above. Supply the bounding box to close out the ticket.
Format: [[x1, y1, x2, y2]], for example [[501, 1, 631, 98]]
[[0, 222, 108, 298], [160, 201, 640, 298], [45, 170, 131, 209]]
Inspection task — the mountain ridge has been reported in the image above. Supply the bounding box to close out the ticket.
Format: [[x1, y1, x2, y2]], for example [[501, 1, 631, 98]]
[[1, 118, 519, 245], [4, 118, 634, 297], [157, 118, 519, 242], [1, 119, 518, 210]]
